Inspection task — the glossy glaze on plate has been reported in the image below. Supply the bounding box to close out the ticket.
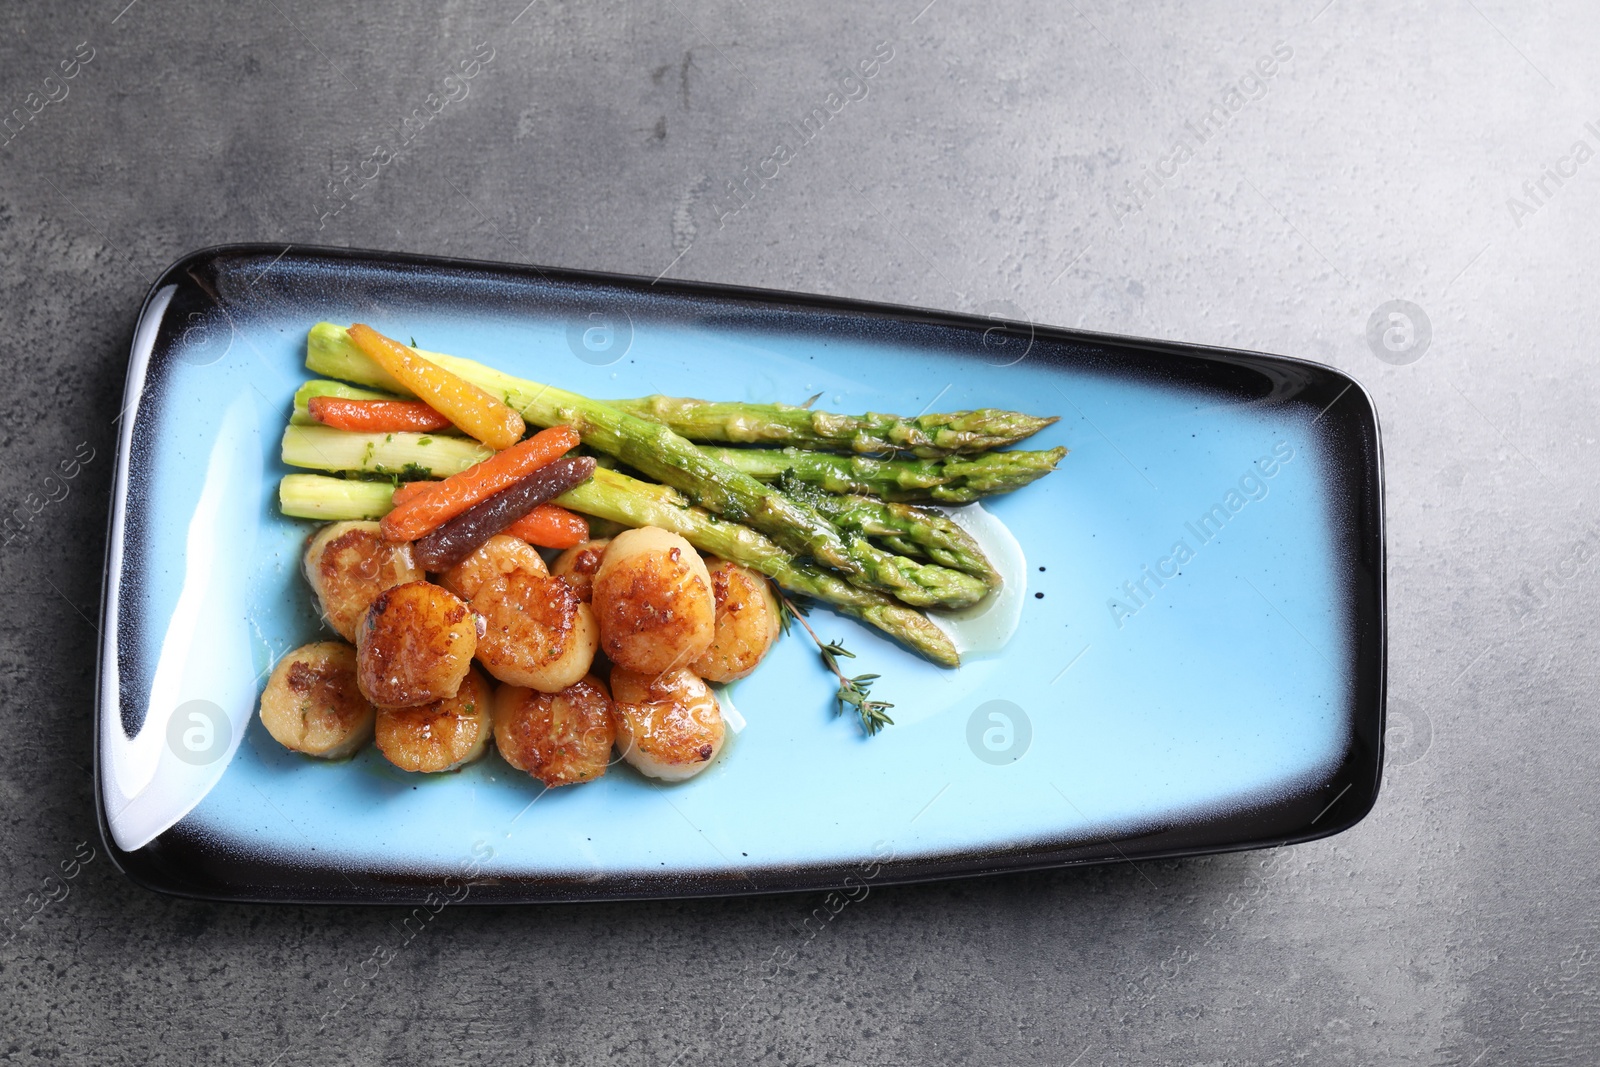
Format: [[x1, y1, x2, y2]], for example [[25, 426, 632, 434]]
[[96, 245, 1385, 903]]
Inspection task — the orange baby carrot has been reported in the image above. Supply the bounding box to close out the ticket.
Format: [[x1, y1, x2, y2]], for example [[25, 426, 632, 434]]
[[347, 323, 525, 450], [504, 504, 590, 549], [307, 396, 453, 433], [389, 480, 438, 507], [379, 425, 580, 543]]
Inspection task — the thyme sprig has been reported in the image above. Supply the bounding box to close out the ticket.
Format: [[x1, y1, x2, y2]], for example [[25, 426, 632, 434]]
[[774, 588, 895, 736]]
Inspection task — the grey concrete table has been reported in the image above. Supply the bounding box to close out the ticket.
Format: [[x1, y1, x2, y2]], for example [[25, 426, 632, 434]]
[[2, 1, 1595, 1063]]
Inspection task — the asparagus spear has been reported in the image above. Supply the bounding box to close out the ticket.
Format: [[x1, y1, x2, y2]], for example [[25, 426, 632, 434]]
[[280, 474, 396, 520], [782, 477, 999, 586], [305, 323, 990, 611], [837, 505, 995, 585], [281, 424, 491, 477], [277, 471, 960, 667], [699, 445, 1068, 505], [609, 395, 1059, 458]]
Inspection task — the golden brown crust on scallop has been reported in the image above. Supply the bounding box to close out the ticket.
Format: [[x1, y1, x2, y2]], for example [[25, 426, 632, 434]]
[[492, 675, 615, 786], [470, 571, 598, 692], [355, 580, 477, 708], [259, 641, 376, 759], [304, 522, 422, 642], [609, 666, 725, 781], [591, 529, 715, 675], [691, 557, 782, 683], [550, 538, 611, 603], [374, 668, 493, 773], [439, 534, 548, 601]]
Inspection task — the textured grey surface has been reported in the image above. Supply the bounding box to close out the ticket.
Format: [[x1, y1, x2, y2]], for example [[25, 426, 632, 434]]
[[1, 0, 1597, 1063]]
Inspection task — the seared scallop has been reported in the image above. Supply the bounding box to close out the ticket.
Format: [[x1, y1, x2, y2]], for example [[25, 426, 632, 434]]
[[591, 527, 715, 675], [470, 571, 598, 692], [691, 557, 782, 683], [609, 666, 725, 782], [258, 641, 376, 759], [303, 521, 422, 641], [374, 667, 493, 773], [355, 580, 478, 708], [493, 675, 615, 787], [439, 533, 548, 601], [550, 538, 611, 603]]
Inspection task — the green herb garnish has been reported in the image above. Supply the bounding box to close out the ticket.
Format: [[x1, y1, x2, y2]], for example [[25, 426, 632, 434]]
[[775, 589, 894, 736]]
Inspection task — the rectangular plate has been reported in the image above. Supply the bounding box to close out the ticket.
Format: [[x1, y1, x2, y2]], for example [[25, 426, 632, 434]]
[[96, 244, 1385, 903]]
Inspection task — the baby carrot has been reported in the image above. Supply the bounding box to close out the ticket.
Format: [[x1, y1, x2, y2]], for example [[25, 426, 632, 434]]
[[347, 323, 526, 450], [412, 459, 597, 571], [393, 483, 587, 548], [307, 396, 454, 433], [389, 480, 437, 507], [379, 425, 580, 543], [505, 504, 590, 549]]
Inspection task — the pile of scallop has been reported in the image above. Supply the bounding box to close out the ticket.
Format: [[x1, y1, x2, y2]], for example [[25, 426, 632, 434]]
[[258, 522, 781, 786]]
